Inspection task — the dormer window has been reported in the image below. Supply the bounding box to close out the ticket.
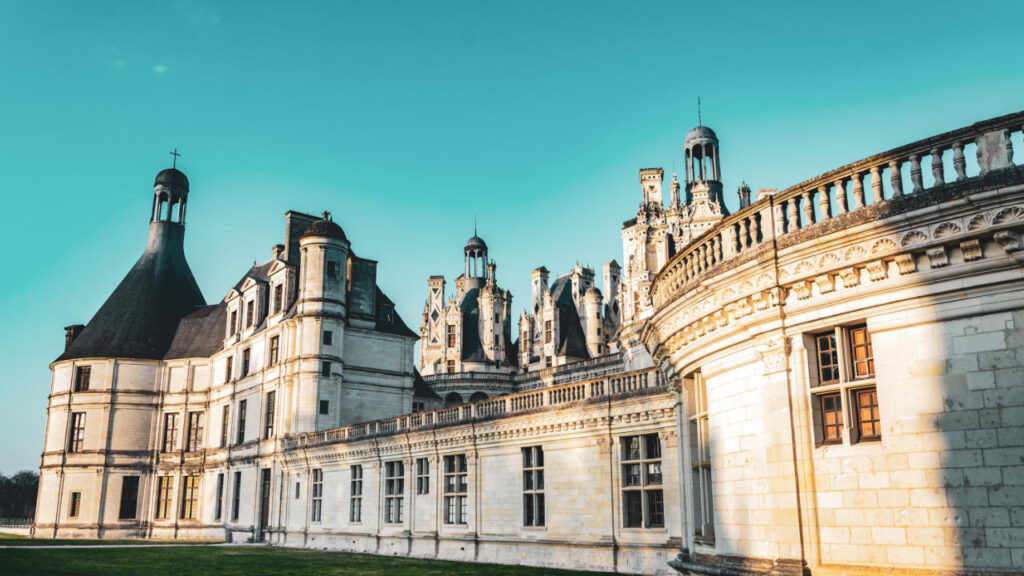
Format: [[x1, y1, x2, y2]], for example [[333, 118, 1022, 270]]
[[229, 310, 238, 336], [246, 301, 255, 328], [273, 284, 283, 314]]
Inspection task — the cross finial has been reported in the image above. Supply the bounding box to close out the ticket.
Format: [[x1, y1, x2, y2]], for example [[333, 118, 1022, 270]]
[[322, 210, 331, 221], [474, 214, 477, 236], [697, 97, 702, 127], [170, 148, 181, 169]]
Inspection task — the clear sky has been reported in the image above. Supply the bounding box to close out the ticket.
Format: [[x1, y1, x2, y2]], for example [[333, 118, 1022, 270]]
[[1, 0, 1022, 473]]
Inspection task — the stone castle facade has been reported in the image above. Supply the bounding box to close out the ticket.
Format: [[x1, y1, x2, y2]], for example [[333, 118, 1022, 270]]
[[37, 110, 1024, 576]]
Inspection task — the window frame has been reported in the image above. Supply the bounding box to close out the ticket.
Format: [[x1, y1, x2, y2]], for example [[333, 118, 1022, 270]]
[[215, 473, 225, 521], [687, 372, 713, 543], [162, 412, 179, 453], [156, 476, 173, 520], [522, 446, 545, 527], [809, 323, 879, 446], [241, 348, 251, 377], [350, 465, 363, 523], [68, 412, 86, 453], [443, 454, 468, 525], [264, 391, 276, 439], [220, 405, 230, 448], [416, 458, 430, 495], [311, 469, 323, 523], [384, 461, 405, 524], [236, 399, 247, 445], [268, 335, 280, 367], [74, 366, 91, 392], [180, 474, 200, 520], [186, 411, 204, 452], [69, 491, 82, 518], [621, 433, 664, 529], [231, 471, 242, 522]]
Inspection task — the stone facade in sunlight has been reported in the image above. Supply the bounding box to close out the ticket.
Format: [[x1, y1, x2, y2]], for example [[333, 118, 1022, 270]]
[[36, 110, 1024, 576]]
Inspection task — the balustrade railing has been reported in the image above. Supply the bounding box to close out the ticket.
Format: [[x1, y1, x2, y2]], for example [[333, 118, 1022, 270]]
[[652, 111, 1024, 307], [282, 365, 665, 450]]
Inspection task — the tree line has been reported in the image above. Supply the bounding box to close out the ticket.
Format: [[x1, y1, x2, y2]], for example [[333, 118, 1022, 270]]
[[0, 471, 38, 519]]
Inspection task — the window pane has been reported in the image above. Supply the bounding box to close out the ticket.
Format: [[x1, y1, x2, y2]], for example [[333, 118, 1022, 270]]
[[624, 491, 643, 528], [646, 490, 665, 527], [816, 333, 840, 384]]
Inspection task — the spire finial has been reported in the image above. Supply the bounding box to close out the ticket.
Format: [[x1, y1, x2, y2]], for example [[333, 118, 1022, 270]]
[[474, 214, 477, 236], [322, 210, 331, 221], [169, 148, 181, 169], [697, 97, 702, 128]]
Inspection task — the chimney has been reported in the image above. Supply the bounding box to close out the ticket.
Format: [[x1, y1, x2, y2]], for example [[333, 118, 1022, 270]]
[[64, 325, 85, 351], [272, 244, 285, 260]]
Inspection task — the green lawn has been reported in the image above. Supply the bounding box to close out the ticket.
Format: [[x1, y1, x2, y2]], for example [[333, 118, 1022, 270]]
[[0, 534, 219, 546], [0, 544, 620, 576]]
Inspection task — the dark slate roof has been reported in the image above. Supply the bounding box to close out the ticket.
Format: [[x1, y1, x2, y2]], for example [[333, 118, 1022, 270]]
[[412, 370, 441, 400], [374, 287, 418, 339], [164, 304, 228, 359], [464, 234, 487, 252], [549, 276, 590, 360], [155, 168, 189, 191], [301, 215, 347, 241], [57, 222, 206, 362]]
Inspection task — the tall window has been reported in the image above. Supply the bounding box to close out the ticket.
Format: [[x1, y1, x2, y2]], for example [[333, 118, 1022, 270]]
[[156, 476, 173, 519], [622, 434, 663, 529], [443, 454, 468, 525], [349, 465, 363, 522], [810, 324, 879, 445], [384, 461, 405, 523], [74, 366, 91, 392], [264, 392, 276, 439], [180, 475, 199, 520], [323, 330, 333, 346], [446, 324, 457, 347], [162, 413, 178, 453], [268, 336, 280, 367], [446, 359, 456, 374], [311, 469, 323, 522], [215, 473, 225, 521], [273, 284, 283, 314], [241, 348, 251, 377], [321, 361, 331, 377], [69, 492, 82, 518], [231, 471, 242, 521], [319, 400, 329, 415], [416, 458, 430, 495], [68, 412, 86, 453], [220, 405, 230, 448], [544, 320, 552, 343], [186, 411, 203, 452], [224, 356, 233, 383], [229, 310, 238, 336], [118, 476, 139, 520], [246, 300, 255, 328], [522, 446, 545, 527], [688, 373, 713, 541], [326, 260, 338, 279], [236, 400, 247, 445]]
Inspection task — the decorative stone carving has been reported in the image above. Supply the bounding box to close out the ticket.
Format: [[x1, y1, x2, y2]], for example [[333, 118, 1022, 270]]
[[758, 337, 790, 374], [814, 274, 835, 294], [976, 129, 1014, 175], [866, 260, 888, 282], [967, 215, 987, 231], [992, 206, 1024, 225], [871, 238, 897, 256], [895, 253, 917, 275], [961, 239, 984, 261], [926, 246, 949, 268], [791, 280, 812, 300], [995, 230, 1023, 253], [839, 267, 860, 288], [932, 222, 961, 239], [901, 230, 928, 247]]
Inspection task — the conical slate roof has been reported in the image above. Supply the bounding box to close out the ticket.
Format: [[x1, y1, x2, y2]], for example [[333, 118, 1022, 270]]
[[56, 221, 206, 362]]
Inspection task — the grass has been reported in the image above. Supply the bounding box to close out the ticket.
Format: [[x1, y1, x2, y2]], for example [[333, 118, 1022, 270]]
[[0, 534, 219, 546], [0, 544, 620, 576]]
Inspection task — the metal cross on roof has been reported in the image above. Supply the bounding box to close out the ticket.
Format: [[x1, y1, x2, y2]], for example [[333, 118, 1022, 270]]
[[170, 148, 181, 169]]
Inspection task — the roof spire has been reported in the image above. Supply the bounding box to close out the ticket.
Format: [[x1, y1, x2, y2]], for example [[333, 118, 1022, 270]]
[[474, 214, 477, 236], [170, 148, 181, 169], [697, 97, 702, 128]]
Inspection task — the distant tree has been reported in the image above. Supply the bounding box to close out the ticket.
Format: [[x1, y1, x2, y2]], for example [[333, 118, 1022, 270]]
[[0, 471, 38, 519]]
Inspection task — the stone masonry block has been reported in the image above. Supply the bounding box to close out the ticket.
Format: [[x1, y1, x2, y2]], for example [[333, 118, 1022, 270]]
[[979, 350, 1022, 370], [885, 544, 923, 564], [953, 332, 1006, 355], [969, 507, 1011, 528], [907, 526, 945, 547], [988, 485, 1024, 507], [872, 526, 907, 545]]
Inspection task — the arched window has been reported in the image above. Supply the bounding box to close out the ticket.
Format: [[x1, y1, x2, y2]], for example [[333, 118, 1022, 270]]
[[444, 392, 463, 406]]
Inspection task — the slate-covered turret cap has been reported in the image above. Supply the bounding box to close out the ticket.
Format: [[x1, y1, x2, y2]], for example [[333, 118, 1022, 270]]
[[300, 211, 347, 242], [155, 168, 189, 193]]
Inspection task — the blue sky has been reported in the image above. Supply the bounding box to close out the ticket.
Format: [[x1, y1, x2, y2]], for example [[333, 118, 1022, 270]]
[[1, 0, 1022, 473]]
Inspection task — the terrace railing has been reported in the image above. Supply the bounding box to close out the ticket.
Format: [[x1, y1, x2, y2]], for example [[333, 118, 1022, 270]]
[[651, 111, 1024, 308]]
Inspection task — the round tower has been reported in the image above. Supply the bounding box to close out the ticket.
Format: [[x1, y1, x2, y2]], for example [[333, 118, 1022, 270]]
[[464, 233, 488, 279], [297, 211, 350, 318]]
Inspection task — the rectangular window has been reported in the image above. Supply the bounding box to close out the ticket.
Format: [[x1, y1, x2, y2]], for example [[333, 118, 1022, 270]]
[[544, 320, 552, 343], [311, 469, 323, 523], [321, 361, 331, 377], [74, 366, 91, 392], [327, 260, 338, 279], [416, 458, 430, 495], [236, 400, 247, 445], [810, 324, 880, 445], [522, 446, 545, 527], [229, 310, 238, 335], [412, 401, 425, 414], [443, 454, 468, 525], [350, 465, 363, 523], [186, 411, 203, 452], [231, 471, 242, 521], [68, 412, 86, 453], [69, 491, 82, 518], [225, 356, 233, 383], [241, 348, 251, 377], [118, 476, 139, 520], [268, 336, 280, 366], [246, 300, 255, 328], [215, 473, 225, 521], [295, 481, 300, 499], [384, 461, 405, 524], [156, 476, 173, 520], [264, 391, 276, 439], [323, 330, 333, 346], [854, 387, 881, 440], [273, 284, 283, 314], [688, 372, 713, 541], [820, 393, 843, 444], [319, 400, 329, 415], [621, 433, 663, 529], [446, 324, 457, 347], [446, 359, 456, 374], [220, 405, 230, 448], [162, 413, 178, 453], [180, 475, 199, 520]]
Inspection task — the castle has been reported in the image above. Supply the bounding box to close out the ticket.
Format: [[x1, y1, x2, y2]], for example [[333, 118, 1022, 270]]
[[37, 110, 1024, 576]]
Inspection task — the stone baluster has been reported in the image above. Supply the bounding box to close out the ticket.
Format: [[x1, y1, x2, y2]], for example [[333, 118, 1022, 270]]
[[834, 179, 847, 214], [930, 148, 945, 186], [818, 185, 831, 220], [870, 166, 884, 202], [721, 224, 737, 259], [713, 235, 722, 263], [952, 142, 967, 181], [773, 201, 786, 236], [852, 173, 865, 209], [889, 160, 904, 197], [910, 154, 923, 193], [788, 197, 800, 230], [749, 214, 761, 244], [802, 190, 815, 225], [704, 243, 712, 269]]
